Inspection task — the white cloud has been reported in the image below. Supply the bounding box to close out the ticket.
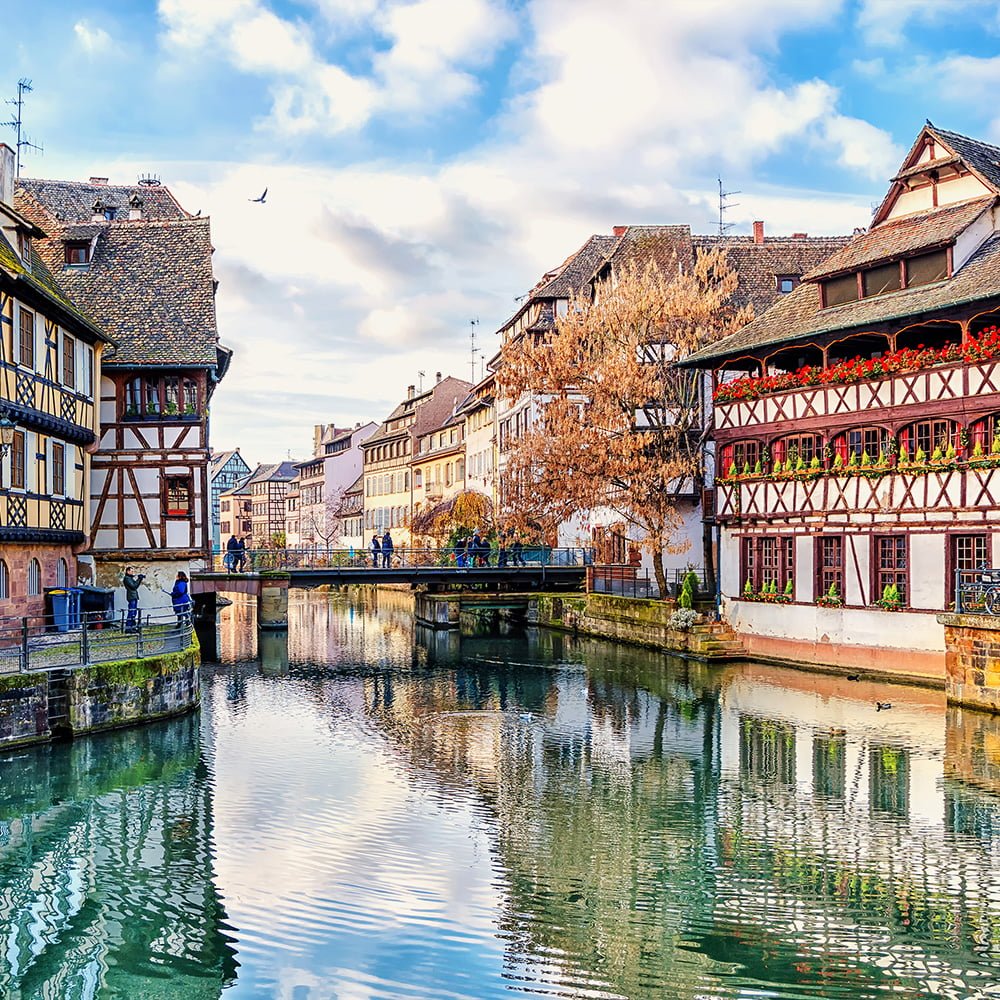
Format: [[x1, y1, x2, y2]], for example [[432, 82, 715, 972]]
[[857, 0, 999, 47], [73, 20, 112, 54], [228, 10, 315, 74]]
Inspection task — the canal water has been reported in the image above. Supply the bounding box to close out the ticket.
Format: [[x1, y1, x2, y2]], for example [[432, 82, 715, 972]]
[[1, 590, 1000, 999]]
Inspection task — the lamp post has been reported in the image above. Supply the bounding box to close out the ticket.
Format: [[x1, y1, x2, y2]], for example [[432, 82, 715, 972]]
[[0, 411, 15, 459]]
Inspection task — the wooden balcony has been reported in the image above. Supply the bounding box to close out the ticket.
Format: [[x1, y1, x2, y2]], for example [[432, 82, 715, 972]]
[[714, 358, 1000, 435]]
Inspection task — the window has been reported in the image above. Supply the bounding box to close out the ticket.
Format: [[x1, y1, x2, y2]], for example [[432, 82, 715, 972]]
[[833, 426, 888, 464], [950, 534, 988, 606], [0, 559, 7, 599], [875, 536, 908, 604], [772, 434, 821, 467], [721, 440, 762, 474], [85, 346, 95, 397], [56, 558, 68, 587], [899, 419, 959, 459], [104, 207, 117, 221], [64, 241, 91, 265], [10, 430, 25, 489], [28, 559, 41, 596], [62, 334, 76, 388], [52, 442, 65, 495], [817, 536, 844, 600], [862, 261, 901, 298], [741, 536, 794, 593], [18, 308, 34, 368], [165, 476, 193, 517], [776, 275, 799, 294], [905, 249, 948, 287], [822, 273, 859, 307]]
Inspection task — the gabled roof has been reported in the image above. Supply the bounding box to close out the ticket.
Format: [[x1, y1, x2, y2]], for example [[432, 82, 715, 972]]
[[209, 450, 250, 478], [603, 226, 692, 278], [929, 125, 1000, 191], [803, 196, 995, 281], [412, 376, 473, 438], [16, 178, 222, 368], [16, 178, 189, 223], [684, 233, 1000, 365], [243, 461, 299, 486]]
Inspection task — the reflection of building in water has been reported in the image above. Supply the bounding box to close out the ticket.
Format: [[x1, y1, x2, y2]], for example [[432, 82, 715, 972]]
[[715, 668, 1000, 996], [215, 595, 258, 663], [0, 714, 236, 997]]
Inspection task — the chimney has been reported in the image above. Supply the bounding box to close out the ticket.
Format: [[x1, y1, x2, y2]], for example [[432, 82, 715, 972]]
[[791, 232, 808, 239], [128, 193, 143, 221], [752, 220, 765, 245], [435, 372, 442, 384], [91, 198, 106, 223], [0, 143, 13, 206], [407, 384, 415, 399], [613, 225, 628, 237], [89, 176, 109, 186]]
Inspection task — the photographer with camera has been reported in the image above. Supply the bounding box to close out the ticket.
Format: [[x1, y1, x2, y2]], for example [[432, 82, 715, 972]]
[[123, 566, 144, 631]]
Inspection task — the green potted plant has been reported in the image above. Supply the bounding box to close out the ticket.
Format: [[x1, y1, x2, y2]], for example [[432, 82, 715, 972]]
[[816, 582, 844, 608], [874, 583, 902, 611]]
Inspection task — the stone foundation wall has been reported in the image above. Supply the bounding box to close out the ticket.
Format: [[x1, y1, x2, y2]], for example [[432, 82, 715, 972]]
[[939, 613, 1000, 713], [0, 640, 200, 749], [68, 643, 200, 735], [0, 672, 50, 747], [532, 593, 743, 659]]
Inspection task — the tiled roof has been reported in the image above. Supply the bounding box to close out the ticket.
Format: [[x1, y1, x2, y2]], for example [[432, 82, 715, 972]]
[[685, 232, 1000, 365], [930, 125, 1000, 190], [27, 218, 220, 366], [693, 234, 852, 315], [244, 461, 299, 485], [0, 229, 109, 341], [532, 234, 618, 298], [412, 376, 473, 437], [16, 178, 188, 223], [803, 197, 994, 281], [603, 226, 692, 278]]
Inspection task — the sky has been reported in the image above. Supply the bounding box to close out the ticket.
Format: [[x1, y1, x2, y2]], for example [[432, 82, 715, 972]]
[[5, 0, 1000, 460]]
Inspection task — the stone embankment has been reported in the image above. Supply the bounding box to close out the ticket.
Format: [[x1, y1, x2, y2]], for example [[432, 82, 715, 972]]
[[0, 639, 200, 749], [530, 593, 744, 660]]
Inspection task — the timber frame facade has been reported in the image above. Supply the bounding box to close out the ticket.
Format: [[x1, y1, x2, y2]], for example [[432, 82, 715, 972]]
[[685, 123, 1000, 678], [0, 143, 111, 618], [16, 174, 231, 586]]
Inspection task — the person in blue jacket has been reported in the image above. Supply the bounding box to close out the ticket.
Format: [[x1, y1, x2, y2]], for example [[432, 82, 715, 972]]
[[171, 571, 193, 626]]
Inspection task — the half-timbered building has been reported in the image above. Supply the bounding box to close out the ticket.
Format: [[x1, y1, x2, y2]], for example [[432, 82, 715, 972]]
[[685, 123, 1000, 678], [246, 462, 298, 548], [209, 449, 251, 552], [0, 145, 111, 618], [15, 173, 230, 604]]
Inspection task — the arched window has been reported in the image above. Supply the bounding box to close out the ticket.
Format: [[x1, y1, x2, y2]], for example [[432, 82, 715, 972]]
[[899, 419, 960, 459], [56, 558, 68, 587], [831, 426, 889, 464], [720, 440, 762, 473], [28, 559, 41, 596], [970, 413, 1000, 454], [772, 433, 822, 467], [0, 559, 8, 600]]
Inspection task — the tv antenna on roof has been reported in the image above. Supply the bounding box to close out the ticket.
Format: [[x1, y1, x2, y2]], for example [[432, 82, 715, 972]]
[[3, 79, 43, 178], [469, 319, 481, 383], [717, 177, 740, 238]]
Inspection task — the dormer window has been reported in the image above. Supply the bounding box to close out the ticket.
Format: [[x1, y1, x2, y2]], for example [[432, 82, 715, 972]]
[[821, 248, 951, 308], [16, 231, 31, 266], [104, 207, 117, 221], [65, 240, 91, 265], [776, 275, 799, 294]]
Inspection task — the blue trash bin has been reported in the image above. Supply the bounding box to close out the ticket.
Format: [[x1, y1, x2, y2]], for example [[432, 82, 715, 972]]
[[46, 589, 71, 632], [66, 587, 83, 629]]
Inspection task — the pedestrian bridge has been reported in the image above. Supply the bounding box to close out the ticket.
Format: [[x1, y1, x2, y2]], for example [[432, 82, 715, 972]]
[[191, 546, 590, 598]]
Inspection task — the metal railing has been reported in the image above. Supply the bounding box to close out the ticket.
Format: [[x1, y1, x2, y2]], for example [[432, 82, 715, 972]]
[[591, 572, 658, 599], [0, 607, 195, 677], [210, 546, 595, 573], [955, 568, 1000, 615]]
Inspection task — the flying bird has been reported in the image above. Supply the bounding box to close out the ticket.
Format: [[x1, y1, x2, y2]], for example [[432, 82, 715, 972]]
[[249, 188, 268, 204]]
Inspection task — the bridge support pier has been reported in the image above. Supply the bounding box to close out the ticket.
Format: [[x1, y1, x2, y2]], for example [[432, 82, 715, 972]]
[[415, 592, 461, 629], [258, 573, 290, 630]]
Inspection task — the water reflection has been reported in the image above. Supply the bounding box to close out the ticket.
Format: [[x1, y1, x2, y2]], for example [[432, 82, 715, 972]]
[[0, 713, 237, 998]]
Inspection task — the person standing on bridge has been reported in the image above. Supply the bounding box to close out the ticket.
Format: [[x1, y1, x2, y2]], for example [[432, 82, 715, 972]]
[[225, 534, 239, 573], [382, 530, 394, 568], [123, 566, 144, 631], [370, 534, 381, 568], [235, 536, 247, 572]]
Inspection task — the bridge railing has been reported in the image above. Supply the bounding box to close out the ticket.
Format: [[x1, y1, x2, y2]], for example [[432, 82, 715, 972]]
[[0, 607, 195, 676], [211, 546, 594, 573]]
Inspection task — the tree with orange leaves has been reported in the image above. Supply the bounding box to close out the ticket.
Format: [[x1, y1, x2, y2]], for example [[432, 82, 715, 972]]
[[498, 246, 751, 597]]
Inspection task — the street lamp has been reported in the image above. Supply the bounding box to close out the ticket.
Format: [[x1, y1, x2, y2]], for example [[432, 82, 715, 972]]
[[0, 411, 14, 459]]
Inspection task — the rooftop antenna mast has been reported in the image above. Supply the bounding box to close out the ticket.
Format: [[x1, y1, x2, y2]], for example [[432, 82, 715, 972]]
[[3, 79, 43, 178], [717, 177, 740, 239], [469, 318, 481, 383]]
